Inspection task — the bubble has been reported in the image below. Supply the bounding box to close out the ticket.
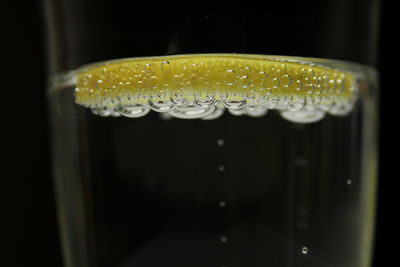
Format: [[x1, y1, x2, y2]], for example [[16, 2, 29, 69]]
[[329, 101, 354, 116], [219, 201, 226, 207], [218, 165, 225, 172], [169, 104, 215, 119], [346, 179, 352, 186], [220, 236, 228, 243], [95, 79, 103, 89], [304, 78, 315, 94], [110, 110, 121, 117], [92, 106, 114, 117], [295, 80, 304, 91], [160, 60, 170, 71], [264, 96, 280, 109], [239, 75, 251, 88], [328, 79, 337, 93], [223, 99, 247, 110], [219, 92, 229, 100], [194, 95, 216, 108], [272, 77, 280, 88], [257, 71, 268, 81], [148, 99, 176, 112], [275, 96, 291, 110], [118, 103, 150, 118], [287, 96, 306, 112], [171, 92, 187, 105], [246, 105, 268, 117], [244, 92, 256, 104], [316, 96, 334, 111], [281, 110, 325, 124], [224, 69, 237, 85], [217, 139, 225, 146], [257, 87, 273, 99], [281, 74, 293, 88], [301, 246, 309, 255], [143, 63, 153, 73]]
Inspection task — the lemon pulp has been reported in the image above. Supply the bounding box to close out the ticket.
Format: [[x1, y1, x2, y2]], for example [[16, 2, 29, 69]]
[[72, 54, 361, 122]]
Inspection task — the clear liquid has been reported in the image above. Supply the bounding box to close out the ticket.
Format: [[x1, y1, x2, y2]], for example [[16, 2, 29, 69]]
[[48, 64, 377, 267]]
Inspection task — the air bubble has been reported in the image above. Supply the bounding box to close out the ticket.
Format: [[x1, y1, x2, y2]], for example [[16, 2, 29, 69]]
[[223, 99, 247, 110], [263, 88, 273, 96], [169, 104, 215, 119], [224, 69, 237, 85], [219, 201, 226, 207], [287, 96, 306, 112], [95, 79, 103, 89], [194, 95, 216, 108], [143, 63, 153, 73], [244, 92, 256, 104], [217, 139, 225, 146], [281, 110, 325, 123], [118, 104, 150, 118], [265, 97, 280, 109], [171, 92, 187, 105], [275, 96, 291, 110], [316, 96, 334, 111], [329, 101, 354, 116], [148, 99, 176, 112], [295, 80, 304, 91], [239, 75, 250, 88], [160, 60, 170, 71], [328, 79, 337, 93], [220, 236, 228, 243], [301, 246, 309, 255], [272, 77, 280, 88], [218, 165, 225, 172], [246, 105, 268, 117], [219, 92, 229, 100], [346, 179, 352, 186], [282, 74, 293, 88], [92, 106, 114, 117]]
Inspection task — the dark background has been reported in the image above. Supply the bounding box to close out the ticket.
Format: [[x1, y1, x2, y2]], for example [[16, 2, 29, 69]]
[[2, 0, 397, 266]]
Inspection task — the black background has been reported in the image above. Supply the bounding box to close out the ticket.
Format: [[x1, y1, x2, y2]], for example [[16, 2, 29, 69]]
[[2, 0, 397, 267]]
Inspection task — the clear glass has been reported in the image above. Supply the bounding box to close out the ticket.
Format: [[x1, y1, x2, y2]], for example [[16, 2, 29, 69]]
[[47, 54, 378, 267]]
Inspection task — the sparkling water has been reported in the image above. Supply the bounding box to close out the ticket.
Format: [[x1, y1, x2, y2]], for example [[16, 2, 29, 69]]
[[48, 58, 378, 267]]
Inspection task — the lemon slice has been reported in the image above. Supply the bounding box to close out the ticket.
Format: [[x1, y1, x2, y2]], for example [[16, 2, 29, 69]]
[[73, 54, 361, 122]]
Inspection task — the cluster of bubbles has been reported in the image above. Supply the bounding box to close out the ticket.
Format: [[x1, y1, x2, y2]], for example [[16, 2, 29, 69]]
[[74, 56, 360, 123], [87, 92, 355, 123]]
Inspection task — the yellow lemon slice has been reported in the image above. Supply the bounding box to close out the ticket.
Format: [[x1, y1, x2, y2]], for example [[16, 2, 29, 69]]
[[73, 54, 361, 122]]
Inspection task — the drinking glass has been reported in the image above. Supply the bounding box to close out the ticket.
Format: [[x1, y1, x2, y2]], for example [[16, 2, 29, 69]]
[[44, 1, 380, 267]]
